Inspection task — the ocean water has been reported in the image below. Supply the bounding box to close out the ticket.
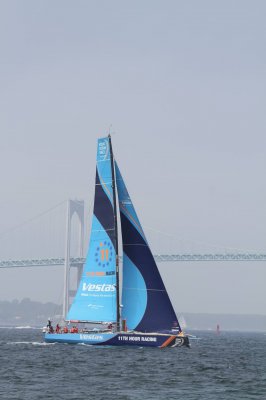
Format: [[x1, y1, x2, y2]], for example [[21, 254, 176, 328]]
[[0, 328, 265, 400]]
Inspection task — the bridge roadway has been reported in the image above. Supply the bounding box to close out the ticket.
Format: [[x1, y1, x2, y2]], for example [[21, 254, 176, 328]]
[[1, 254, 266, 268]]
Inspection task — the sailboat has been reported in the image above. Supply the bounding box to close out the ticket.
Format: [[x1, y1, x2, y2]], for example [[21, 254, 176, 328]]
[[44, 136, 189, 348]]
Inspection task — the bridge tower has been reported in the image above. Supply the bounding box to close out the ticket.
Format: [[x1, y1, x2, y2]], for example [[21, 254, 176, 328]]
[[63, 199, 84, 319]]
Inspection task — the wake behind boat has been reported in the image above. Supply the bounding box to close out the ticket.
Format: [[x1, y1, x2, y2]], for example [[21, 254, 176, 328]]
[[44, 135, 189, 348]]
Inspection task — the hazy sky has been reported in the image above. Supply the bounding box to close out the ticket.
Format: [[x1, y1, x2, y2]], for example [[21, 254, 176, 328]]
[[0, 1, 265, 316]]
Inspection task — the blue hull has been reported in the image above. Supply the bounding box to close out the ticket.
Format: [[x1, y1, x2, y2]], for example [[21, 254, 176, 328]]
[[44, 332, 189, 348]]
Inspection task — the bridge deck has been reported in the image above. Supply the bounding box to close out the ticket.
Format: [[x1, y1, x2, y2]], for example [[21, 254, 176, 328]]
[[1, 254, 266, 268]]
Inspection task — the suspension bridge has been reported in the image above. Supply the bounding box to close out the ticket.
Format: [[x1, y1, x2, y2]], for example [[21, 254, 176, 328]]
[[1, 199, 266, 269], [0, 199, 265, 317]]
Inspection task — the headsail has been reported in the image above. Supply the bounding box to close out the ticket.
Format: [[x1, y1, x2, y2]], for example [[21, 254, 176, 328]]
[[67, 137, 117, 322], [115, 162, 181, 332]]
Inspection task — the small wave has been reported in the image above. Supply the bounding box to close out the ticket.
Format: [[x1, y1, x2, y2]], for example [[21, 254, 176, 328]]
[[0, 326, 14, 329], [32, 341, 56, 346], [188, 336, 202, 340], [77, 343, 93, 347], [7, 341, 55, 346], [0, 326, 42, 330], [15, 326, 32, 329], [15, 326, 42, 330]]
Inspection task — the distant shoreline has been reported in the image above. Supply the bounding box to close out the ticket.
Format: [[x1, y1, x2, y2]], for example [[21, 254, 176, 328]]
[[0, 299, 265, 332]]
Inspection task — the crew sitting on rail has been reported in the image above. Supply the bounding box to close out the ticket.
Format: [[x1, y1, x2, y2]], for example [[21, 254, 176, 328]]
[[55, 323, 60, 333], [70, 325, 78, 333], [63, 326, 68, 333]]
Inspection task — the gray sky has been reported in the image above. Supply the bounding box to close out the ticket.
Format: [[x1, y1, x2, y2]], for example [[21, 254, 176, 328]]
[[0, 1, 265, 315]]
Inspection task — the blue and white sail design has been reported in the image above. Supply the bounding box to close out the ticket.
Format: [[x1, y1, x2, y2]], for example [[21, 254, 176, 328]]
[[115, 162, 181, 332], [67, 137, 117, 323]]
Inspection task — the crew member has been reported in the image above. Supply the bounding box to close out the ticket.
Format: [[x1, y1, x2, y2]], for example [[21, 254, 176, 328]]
[[47, 318, 53, 333]]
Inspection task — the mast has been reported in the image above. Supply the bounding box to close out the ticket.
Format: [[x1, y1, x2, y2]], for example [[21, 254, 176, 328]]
[[108, 134, 120, 331]]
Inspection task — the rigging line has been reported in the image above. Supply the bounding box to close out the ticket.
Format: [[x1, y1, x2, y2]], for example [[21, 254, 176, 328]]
[[91, 228, 115, 232], [123, 287, 166, 292], [142, 225, 264, 254], [54, 277, 65, 320], [123, 243, 148, 247], [0, 199, 67, 238]]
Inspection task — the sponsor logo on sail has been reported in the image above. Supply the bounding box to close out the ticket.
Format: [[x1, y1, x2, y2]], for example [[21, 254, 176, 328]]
[[98, 139, 109, 161], [82, 283, 115, 292], [86, 271, 115, 277], [95, 241, 113, 268]]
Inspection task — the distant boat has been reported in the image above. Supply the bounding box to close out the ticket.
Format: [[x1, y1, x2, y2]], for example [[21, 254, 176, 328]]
[[216, 324, 220, 334], [44, 135, 189, 348]]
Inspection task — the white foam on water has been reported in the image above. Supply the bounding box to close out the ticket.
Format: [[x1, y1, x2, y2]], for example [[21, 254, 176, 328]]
[[7, 341, 55, 346], [77, 343, 93, 347], [15, 326, 42, 330], [0, 326, 42, 330]]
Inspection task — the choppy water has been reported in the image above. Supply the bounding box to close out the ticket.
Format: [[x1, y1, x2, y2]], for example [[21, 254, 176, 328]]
[[0, 328, 265, 399]]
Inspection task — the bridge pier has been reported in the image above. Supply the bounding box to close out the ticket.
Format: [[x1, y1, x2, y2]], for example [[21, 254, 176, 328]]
[[63, 200, 84, 319]]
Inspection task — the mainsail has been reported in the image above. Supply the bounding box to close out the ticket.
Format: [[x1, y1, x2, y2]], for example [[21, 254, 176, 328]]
[[115, 162, 181, 332], [67, 137, 117, 322]]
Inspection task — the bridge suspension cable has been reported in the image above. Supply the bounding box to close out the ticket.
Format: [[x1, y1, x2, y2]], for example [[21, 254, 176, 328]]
[[1, 253, 266, 269]]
